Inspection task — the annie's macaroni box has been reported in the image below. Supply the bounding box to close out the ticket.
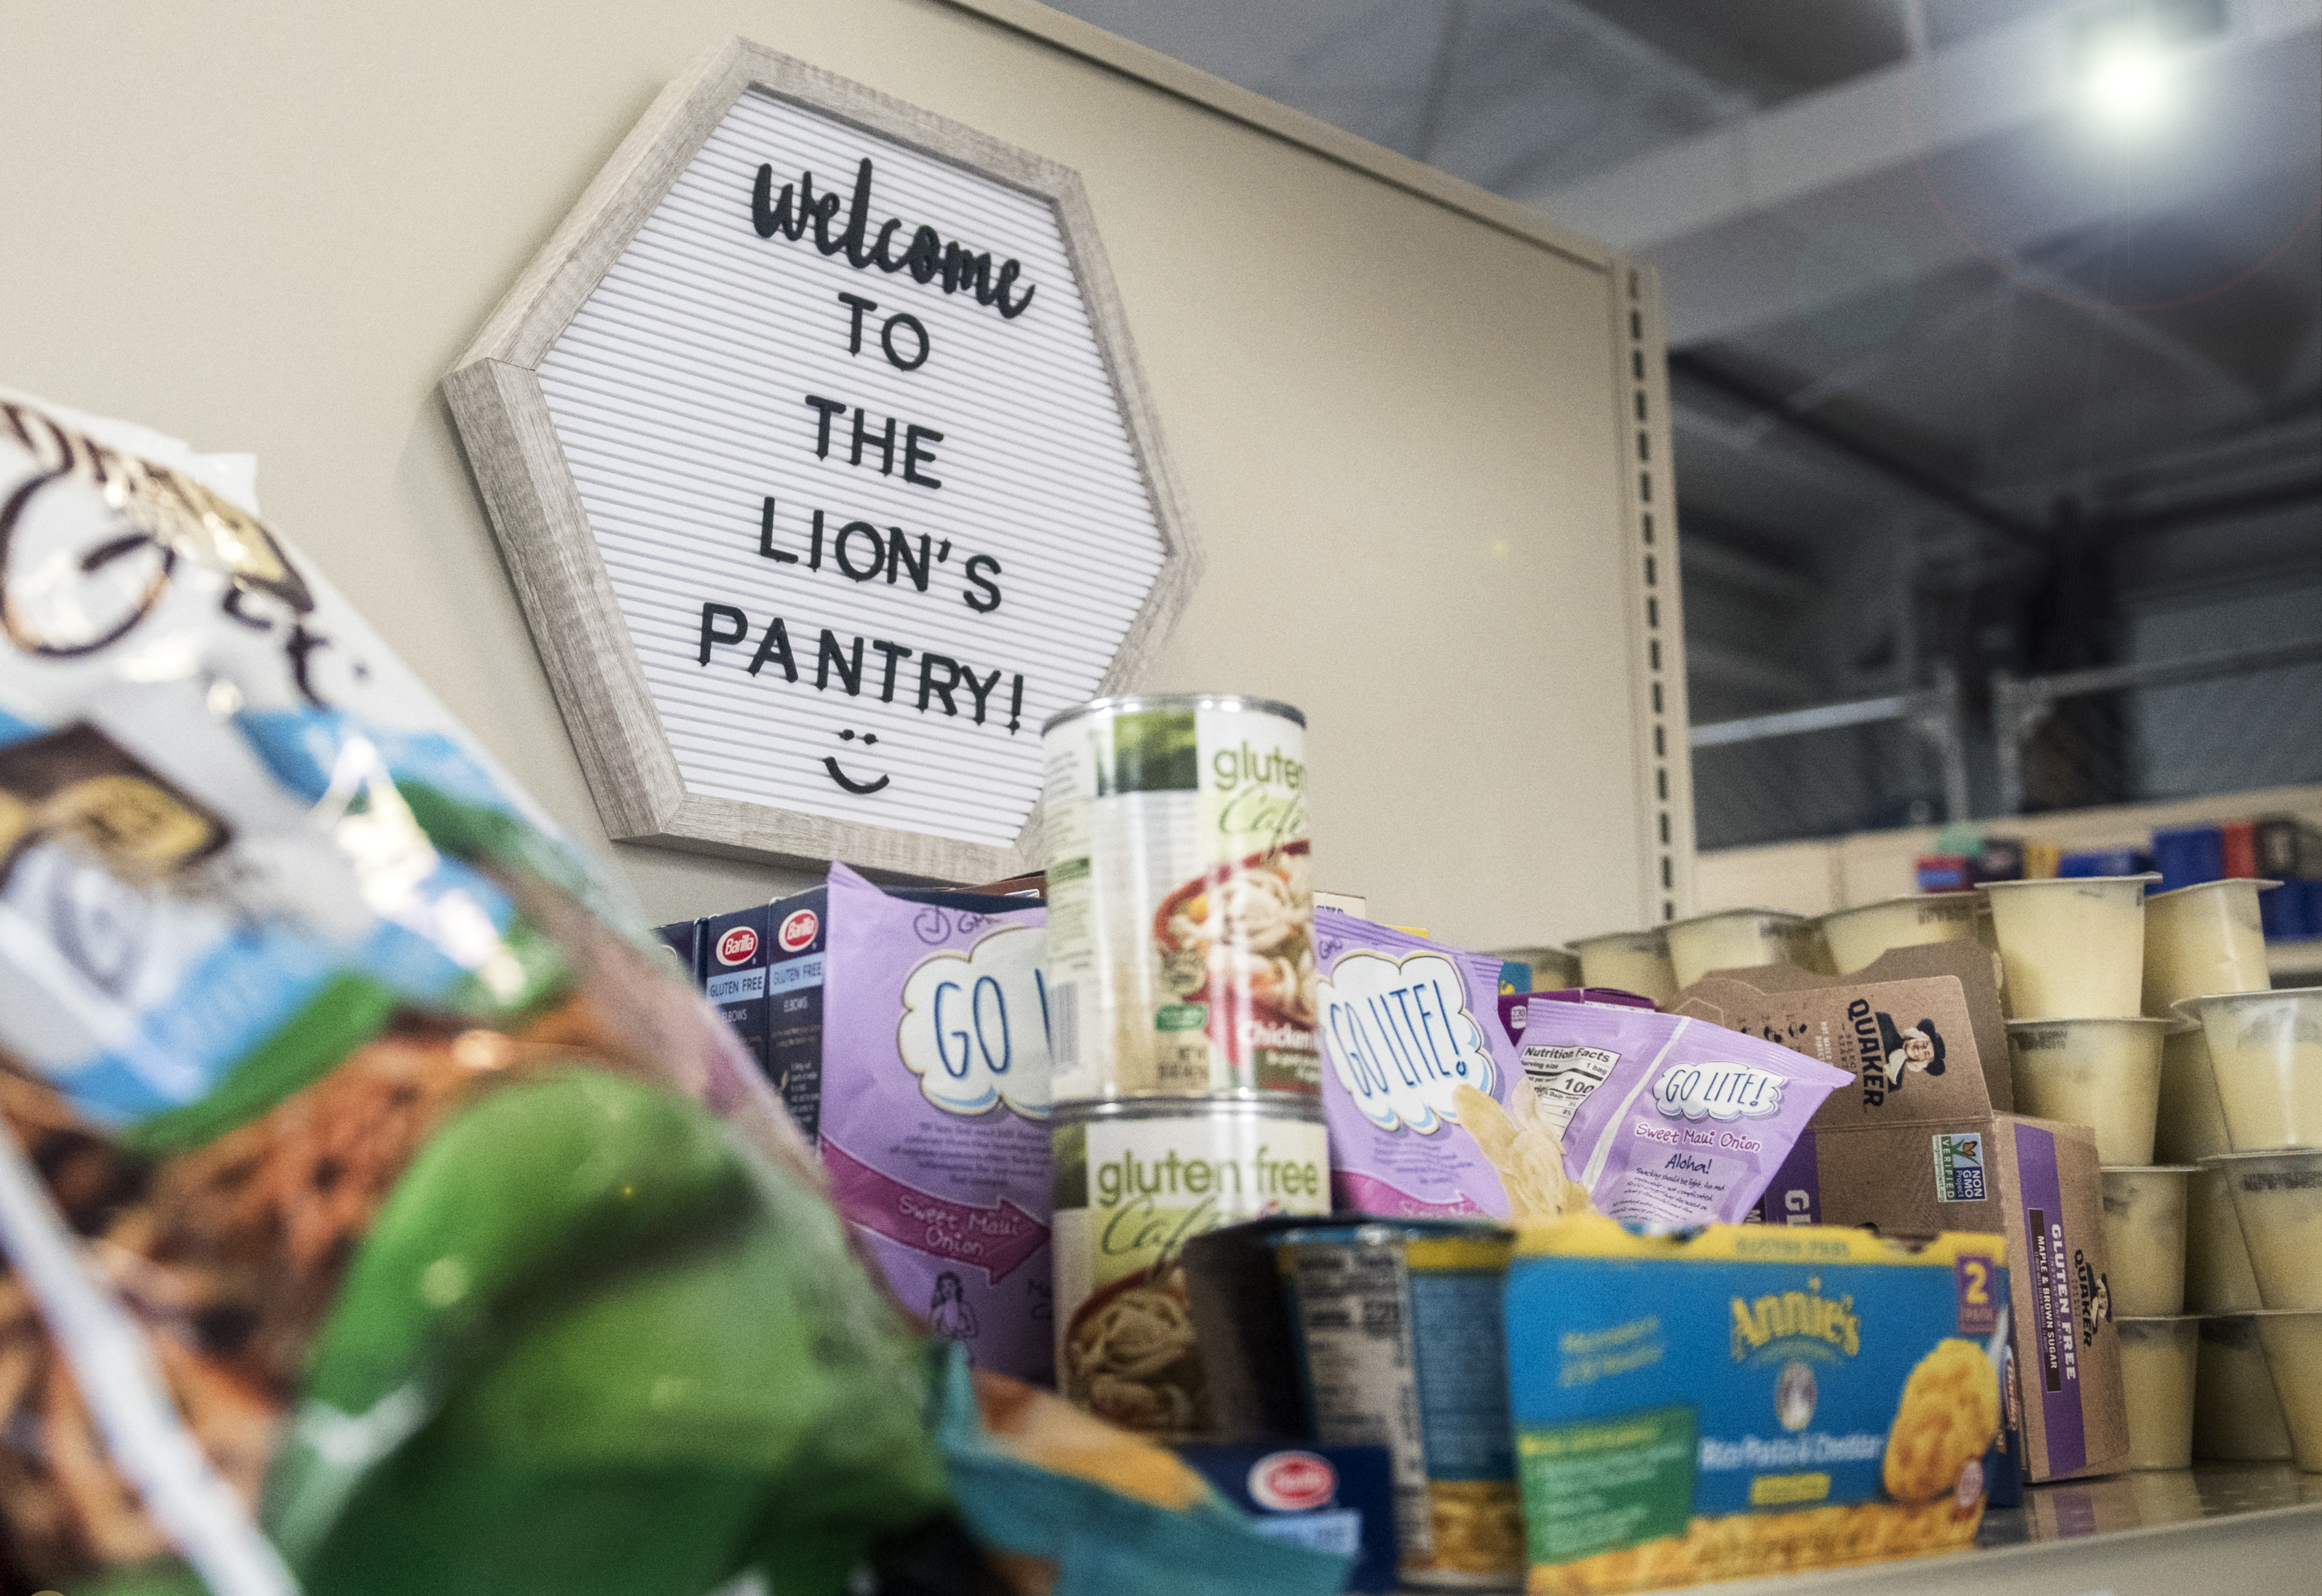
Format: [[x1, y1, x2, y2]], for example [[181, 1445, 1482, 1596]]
[[1504, 1218, 2012, 1593], [1674, 943, 2128, 1482]]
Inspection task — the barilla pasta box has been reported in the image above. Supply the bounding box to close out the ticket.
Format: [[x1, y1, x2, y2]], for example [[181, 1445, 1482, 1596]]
[[703, 902, 776, 1097], [1674, 942, 2127, 1481], [761, 865, 1054, 1383], [1504, 1218, 2013, 1594], [1313, 910, 1527, 1216]]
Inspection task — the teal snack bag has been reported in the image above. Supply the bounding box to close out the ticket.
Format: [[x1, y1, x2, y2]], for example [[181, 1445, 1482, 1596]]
[[1504, 1217, 2010, 1595], [932, 1345, 1353, 1596]]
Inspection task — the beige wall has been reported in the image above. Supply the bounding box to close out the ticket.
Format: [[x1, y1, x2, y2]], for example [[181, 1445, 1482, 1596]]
[[0, 1, 1676, 946]]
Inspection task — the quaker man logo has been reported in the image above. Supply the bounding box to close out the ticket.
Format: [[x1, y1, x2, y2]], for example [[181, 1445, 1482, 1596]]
[[1730, 1277, 1862, 1362], [1848, 999, 1946, 1107], [2074, 1249, 2111, 1344]]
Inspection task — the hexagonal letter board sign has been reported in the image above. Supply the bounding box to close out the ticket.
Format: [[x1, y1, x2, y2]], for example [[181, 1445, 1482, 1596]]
[[444, 39, 1197, 882]]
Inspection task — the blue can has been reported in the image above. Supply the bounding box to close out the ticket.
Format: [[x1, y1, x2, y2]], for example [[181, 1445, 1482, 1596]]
[[1277, 1219, 1523, 1589]]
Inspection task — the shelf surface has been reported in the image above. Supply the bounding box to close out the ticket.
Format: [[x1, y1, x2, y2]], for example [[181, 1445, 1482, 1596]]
[[1980, 1458, 2316, 1546], [1428, 1463, 2321, 1596]]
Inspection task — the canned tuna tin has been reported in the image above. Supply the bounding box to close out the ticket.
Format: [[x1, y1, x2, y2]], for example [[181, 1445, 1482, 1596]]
[[1053, 1095, 1329, 1435], [1042, 695, 1317, 1097], [1280, 1221, 1524, 1589]]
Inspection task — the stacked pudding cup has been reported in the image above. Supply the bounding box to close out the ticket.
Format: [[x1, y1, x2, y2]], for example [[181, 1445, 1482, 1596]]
[[1817, 890, 1991, 976], [1565, 927, 1677, 1006], [1574, 907, 1843, 1005], [2168, 882, 2322, 1473], [1663, 906, 1831, 989], [1988, 874, 2202, 1469], [2144, 877, 2319, 1473]]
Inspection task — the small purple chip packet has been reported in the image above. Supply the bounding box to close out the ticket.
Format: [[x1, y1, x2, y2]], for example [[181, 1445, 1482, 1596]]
[[1538, 997, 1851, 1228], [1315, 911, 1527, 1217]]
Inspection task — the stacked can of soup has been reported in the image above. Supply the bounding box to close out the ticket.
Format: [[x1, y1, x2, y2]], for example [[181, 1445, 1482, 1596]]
[[1040, 696, 1332, 1437], [1977, 873, 2322, 1474]]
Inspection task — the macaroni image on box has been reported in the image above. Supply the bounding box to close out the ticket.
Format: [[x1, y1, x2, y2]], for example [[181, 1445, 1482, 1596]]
[[1504, 1218, 2010, 1594]]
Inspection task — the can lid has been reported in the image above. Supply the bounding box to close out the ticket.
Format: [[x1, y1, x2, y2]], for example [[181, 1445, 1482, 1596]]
[[1275, 1217, 1511, 1244], [1049, 1089, 1326, 1124], [1041, 693, 1307, 735]]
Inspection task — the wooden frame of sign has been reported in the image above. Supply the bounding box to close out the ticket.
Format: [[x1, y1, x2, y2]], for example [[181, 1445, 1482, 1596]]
[[444, 36, 1199, 883]]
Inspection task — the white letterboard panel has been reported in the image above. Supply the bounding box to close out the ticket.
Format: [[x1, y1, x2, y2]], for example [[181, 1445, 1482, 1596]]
[[444, 40, 1198, 880]]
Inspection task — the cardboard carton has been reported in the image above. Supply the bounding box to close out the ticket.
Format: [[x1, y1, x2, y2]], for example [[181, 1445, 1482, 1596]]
[[701, 903, 778, 1110], [1674, 942, 2129, 1482]]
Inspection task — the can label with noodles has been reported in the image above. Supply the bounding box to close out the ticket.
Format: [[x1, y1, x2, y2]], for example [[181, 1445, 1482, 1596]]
[[1052, 1096, 1328, 1435], [1280, 1221, 1525, 1589], [1041, 695, 1317, 1098]]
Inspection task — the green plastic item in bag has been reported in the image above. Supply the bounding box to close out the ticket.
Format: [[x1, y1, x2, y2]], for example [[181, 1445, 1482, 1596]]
[[262, 1070, 947, 1596]]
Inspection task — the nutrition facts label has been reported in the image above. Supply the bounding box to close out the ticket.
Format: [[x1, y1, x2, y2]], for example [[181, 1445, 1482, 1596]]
[[1521, 1042, 1621, 1135], [1287, 1242, 1432, 1561]]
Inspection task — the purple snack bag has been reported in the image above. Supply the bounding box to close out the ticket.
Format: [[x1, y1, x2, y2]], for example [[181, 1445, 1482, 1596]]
[[1538, 997, 1851, 1227], [1315, 910, 1526, 1217], [808, 865, 1055, 1382]]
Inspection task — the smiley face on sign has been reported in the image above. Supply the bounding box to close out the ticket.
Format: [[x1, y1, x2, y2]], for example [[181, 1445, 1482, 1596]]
[[824, 727, 890, 794]]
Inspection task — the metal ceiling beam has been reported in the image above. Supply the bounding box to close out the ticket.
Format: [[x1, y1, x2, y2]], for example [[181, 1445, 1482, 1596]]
[[1409, 0, 1466, 163], [1531, 0, 2322, 346], [1678, 531, 1814, 603], [2116, 474, 2322, 531], [1684, 637, 1819, 704], [1668, 351, 2047, 546]]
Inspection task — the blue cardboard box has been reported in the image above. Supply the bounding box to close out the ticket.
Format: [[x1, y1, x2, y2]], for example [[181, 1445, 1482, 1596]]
[[652, 917, 702, 984], [1505, 1219, 2014, 1592]]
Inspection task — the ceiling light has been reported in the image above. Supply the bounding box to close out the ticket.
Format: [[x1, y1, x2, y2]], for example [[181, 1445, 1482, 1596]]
[[2081, 35, 2177, 133], [2072, 0, 2224, 137]]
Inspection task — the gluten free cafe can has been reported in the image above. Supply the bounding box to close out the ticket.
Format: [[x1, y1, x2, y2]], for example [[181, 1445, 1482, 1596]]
[[1052, 1094, 1328, 1436], [1041, 695, 1318, 1098]]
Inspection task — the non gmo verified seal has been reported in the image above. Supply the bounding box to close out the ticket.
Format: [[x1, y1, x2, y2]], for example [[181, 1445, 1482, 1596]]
[[778, 908, 820, 952], [1932, 1131, 1985, 1202], [1248, 1450, 1335, 1512], [715, 925, 761, 966]]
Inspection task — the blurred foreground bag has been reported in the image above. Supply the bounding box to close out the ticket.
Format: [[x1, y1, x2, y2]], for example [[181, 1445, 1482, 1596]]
[[0, 390, 942, 1596]]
